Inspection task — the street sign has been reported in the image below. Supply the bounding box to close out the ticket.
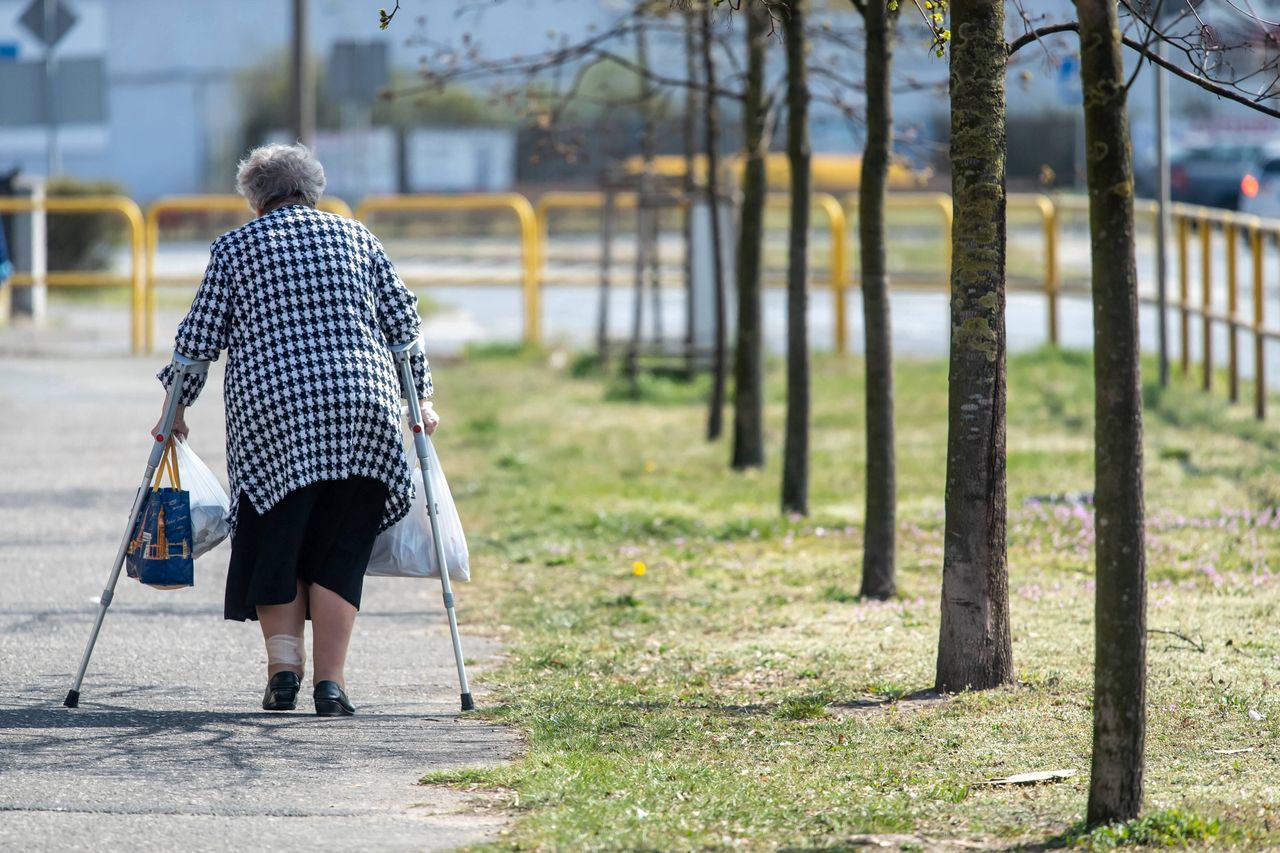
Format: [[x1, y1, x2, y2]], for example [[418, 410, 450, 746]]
[[0, 57, 105, 125], [327, 40, 389, 102], [18, 0, 77, 49]]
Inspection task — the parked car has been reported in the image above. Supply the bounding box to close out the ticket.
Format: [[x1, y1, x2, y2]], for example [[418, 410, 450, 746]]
[[1170, 143, 1275, 210], [1239, 152, 1280, 220]]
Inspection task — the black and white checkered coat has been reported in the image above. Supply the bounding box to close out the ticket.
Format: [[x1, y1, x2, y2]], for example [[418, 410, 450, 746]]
[[158, 204, 431, 533]]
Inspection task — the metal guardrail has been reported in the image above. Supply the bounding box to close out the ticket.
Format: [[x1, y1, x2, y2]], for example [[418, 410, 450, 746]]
[[5, 188, 1272, 422], [534, 191, 852, 352], [354, 193, 540, 345], [1008, 193, 1059, 345], [143, 195, 352, 351], [0, 195, 147, 353], [1168, 204, 1280, 419]]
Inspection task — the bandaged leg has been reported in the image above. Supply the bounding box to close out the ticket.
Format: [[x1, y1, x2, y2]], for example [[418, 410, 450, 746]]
[[258, 580, 308, 677], [265, 634, 306, 675]]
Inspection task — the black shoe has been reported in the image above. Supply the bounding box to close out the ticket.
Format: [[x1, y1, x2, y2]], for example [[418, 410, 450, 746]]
[[262, 671, 301, 711], [314, 680, 355, 717]]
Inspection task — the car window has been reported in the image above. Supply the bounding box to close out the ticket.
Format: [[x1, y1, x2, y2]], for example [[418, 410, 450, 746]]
[[1185, 145, 1262, 163], [1263, 159, 1280, 176]]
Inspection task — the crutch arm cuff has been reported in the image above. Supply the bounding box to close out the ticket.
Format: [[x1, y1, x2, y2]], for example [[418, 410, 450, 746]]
[[388, 338, 421, 355], [157, 351, 213, 406]]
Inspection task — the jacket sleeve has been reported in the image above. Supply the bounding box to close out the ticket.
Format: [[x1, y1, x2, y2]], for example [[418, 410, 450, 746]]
[[157, 242, 233, 406], [371, 236, 432, 400]]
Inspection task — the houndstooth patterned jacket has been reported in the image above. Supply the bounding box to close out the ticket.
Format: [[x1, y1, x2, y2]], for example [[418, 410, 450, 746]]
[[158, 204, 431, 533]]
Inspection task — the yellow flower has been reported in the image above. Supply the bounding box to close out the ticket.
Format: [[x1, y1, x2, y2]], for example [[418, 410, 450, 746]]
[[632, 561, 647, 577]]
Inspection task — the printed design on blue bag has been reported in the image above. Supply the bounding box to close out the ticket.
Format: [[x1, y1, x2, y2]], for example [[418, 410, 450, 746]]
[[128, 504, 191, 561], [124, 438, 196, 588]]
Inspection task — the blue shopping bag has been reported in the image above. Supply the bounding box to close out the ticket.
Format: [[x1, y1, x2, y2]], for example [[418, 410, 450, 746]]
[[125, 439, 194, 589]]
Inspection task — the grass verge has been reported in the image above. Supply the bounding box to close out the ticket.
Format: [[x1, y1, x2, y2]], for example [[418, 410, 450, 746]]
[[422, 345, 1280, 850]]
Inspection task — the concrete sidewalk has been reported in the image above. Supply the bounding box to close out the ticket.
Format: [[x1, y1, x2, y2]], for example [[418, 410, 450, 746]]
[[0, 356, 517, 852]]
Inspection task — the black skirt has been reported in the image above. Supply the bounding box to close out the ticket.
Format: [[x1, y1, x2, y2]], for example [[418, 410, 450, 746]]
[[224, 477, 389, 622]]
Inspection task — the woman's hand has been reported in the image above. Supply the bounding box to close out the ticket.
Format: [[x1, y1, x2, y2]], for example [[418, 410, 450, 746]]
[[419, 400, 440, 435], [152, 406, 189, 441]]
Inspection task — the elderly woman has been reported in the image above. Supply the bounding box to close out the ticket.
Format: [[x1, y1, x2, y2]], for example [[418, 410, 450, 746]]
[[155, 143, 437, 717]]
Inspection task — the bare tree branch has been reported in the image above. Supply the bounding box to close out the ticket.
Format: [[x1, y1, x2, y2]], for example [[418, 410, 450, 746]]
[[1007, 20, 1280, 120]]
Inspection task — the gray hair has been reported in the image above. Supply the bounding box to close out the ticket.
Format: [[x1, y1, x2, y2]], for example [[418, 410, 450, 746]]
[[235, 143, 326, 211]]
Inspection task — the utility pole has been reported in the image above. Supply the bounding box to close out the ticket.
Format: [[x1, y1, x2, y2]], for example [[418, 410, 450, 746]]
[[43, 0, 59, 175], [291, 0, 314, 148]]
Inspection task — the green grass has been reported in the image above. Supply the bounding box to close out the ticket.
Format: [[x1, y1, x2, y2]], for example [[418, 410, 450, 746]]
[[420, 345, 1280, 850]]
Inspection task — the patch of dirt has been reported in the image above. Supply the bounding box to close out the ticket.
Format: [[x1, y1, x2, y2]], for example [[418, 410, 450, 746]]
[[829, 689, 949, 717]]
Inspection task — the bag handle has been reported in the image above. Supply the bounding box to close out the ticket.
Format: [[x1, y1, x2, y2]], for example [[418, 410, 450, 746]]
[[151, 438, 183, 492]]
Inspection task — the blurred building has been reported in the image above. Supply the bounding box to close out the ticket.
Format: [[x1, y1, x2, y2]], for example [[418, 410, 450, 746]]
[[0, 0, 608, 201], [0, 0, 1277, 200]]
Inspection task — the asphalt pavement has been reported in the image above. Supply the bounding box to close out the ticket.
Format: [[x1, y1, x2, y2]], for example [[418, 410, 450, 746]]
[[0, 354, 517, 852]]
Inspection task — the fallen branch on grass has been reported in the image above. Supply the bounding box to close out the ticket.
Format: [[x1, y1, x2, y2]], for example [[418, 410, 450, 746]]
[[1148, 628, 1206, 653]]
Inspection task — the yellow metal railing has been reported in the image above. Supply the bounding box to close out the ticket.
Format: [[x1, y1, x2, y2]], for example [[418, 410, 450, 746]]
[[1008, 193, 1059, 344], [355, 193, 540, 344], [11, 187, 1264, 421], [765, 193, 849, 353], [534, 190, 852, 352], [844, 193, 954, 292], [534, 190, 639, 288], [1170, 204, 1280, 419], [0, 195, 147, 352], [144, 195, 352, 351]]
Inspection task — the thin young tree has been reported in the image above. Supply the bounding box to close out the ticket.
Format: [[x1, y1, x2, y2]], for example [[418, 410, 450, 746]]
[[702, 0, 730, 442], [1000, 0, 1280, 824], [683, 8, 700, 367], [781, 0, 811, 514], [850, 0, 901, 599], [1077, 0, 1146, 827], [731, 0, 771, 469], [935, 0, 1014, 693]]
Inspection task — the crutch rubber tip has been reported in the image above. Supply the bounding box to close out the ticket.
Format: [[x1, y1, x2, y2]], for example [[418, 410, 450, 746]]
[[63, 689, 80, 708], [460, 692, 475, 712]]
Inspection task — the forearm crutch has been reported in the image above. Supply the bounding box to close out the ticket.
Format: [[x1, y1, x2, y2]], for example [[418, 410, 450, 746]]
[[390, 340, 474, 712], [64, 353, 209, 709]]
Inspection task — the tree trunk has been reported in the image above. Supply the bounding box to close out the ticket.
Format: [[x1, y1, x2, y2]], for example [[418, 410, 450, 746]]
[[636, 19, 663, 347], [731, 0, 769, 470], [935, 0, 1014, 694], [628, 18, 656, 380], [1078, 0, 1147, 827], [781, 0, 810, 515], [703, 1, 727, 442], [857, 0, 898, 599], [597, 192, 614, 361], [683, 9, 699, 361]]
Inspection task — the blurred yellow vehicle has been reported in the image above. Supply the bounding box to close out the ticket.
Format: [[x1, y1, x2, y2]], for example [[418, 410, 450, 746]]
[[622, 152, 931, 191]]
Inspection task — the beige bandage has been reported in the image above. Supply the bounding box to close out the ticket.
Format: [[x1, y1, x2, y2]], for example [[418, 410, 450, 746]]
[[265, 634, 305, 670]]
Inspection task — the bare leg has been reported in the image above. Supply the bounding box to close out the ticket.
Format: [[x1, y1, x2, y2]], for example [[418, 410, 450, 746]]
[[257, 580, 307, 678], [310, 582, 357, 688]]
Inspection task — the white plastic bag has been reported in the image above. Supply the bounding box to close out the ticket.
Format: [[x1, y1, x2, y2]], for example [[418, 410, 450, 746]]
[[172, 436, 231, 558], [367, 437, 470, 581]]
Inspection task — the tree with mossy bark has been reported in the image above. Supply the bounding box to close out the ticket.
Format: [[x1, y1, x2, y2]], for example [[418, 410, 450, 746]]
[[934, 0, 1014, 694]]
